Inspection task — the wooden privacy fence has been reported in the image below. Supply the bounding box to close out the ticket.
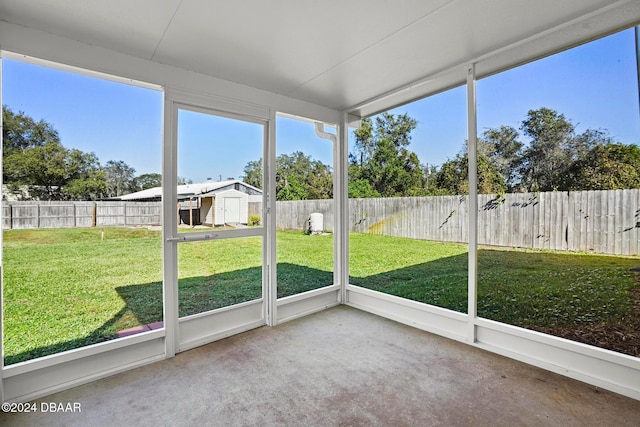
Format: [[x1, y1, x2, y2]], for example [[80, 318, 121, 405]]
[[2, 201, 162, 230], [3, 191, 639, 255], [270, 189, 640, 256]]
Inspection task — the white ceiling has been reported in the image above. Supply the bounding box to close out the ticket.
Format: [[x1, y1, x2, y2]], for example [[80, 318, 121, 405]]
[[0, 0, 638, 117]]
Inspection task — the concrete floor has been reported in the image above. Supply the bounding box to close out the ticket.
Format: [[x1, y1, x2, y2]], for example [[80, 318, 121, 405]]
[[1, 306, 639, 426]]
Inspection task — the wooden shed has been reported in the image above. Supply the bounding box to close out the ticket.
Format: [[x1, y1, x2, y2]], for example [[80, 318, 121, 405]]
[[201, 189, 249, 226]]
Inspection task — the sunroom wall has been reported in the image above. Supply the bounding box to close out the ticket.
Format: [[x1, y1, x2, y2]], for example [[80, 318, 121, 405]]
[[0, 22, 345, 404], [345, 37, 640, 403]]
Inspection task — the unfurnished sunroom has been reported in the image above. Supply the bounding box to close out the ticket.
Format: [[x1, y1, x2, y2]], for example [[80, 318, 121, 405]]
[[0, 0, 639, 415]]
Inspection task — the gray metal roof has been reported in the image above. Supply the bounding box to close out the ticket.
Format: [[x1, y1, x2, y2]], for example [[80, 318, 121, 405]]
[[117, 179, 262, 201]]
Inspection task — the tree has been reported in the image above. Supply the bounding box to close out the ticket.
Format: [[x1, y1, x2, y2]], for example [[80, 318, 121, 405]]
[[64, 170, 107, 200], [242, 159, 263, 189], [518, 108, 576, 191], [432, 153, 507, 195], [241, 152, 333, 201], [61, 149, 105, 200], [566, 143, 640, 190], [516, 108, 626, 191], [478, 126, 524, 191], [133, 173, 162, 191], [276, 151, 332, 200], [2, 106, 59, 158], [348, 177, 380, 198], [276, 175, 308, 200], [352, 117, 375, 167], [306, 159, 333, 200], [104, 160, 136, 197], [3, 106, 62, 190], [2, 106, 109, 200], [4, 143, 105, 200], [350, 113, 426, 197], [4, 141, 69, 199]]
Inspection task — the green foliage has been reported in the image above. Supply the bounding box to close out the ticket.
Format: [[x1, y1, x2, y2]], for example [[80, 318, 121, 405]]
[[2, 105, 60, 158], [104, 160, 136, 197], [248, 215, 261, 226], [242, 151, 333, 201], [478, 125, 524, 190], [6, 102, 640, 203], [64, 170, 107, 200], [277, 175, 308, 200], [242, 158, 263, 189], [240, 108, 640, 199], [473, 108, 637, 192], [516, 108, 575, 191], [133, 173, 162, 191], [276, 151, 332, 200], [432, 153, 507, 195], [565, 143, 640, 190], [2, 105, 154, 200], [3, 106, 107, 200], [517, 108, 618, 192], [350, 113, 426, 197], [348, 177, 381, 198]]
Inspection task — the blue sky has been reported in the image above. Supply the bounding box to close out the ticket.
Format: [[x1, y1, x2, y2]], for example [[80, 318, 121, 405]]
[[3, 28, 639, 184], [390, 28, 640, 167]]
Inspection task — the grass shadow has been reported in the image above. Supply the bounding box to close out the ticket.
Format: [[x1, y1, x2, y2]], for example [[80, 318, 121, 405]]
[[4, 281, 162, 366], [350, 252, 469, 313], [7, 246, 638, 364], [5, 263, 334, 365], [350, 248, 640, 357], [277, 263, 334, 298]]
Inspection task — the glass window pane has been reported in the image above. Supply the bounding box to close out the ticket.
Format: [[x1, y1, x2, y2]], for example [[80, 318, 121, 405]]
[[178, 236, 263, 316], [476, 28, 640, 357], [177, 109, 263, 231], [349, 87, 469, 313], [2, 58, 163, 365], [275, 115, 334, 298]]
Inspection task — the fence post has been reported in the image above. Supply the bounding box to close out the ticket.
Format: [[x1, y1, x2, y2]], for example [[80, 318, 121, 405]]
[[8, 202, 12, 230], [92, 202, 97, 227]]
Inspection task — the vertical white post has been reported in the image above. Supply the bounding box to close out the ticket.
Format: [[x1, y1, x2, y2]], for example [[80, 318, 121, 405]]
[[265, 110, 278, 326], [467, 63, 478, 343], [635, 26, 640, 122], [162, 98, 179, 357], [0, 51, 5, 403], [315, 119, 347, 302], [335, 112, 350, 302]]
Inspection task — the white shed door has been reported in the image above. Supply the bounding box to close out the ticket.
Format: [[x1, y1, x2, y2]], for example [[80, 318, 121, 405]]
[[224, 197, 241, 223]]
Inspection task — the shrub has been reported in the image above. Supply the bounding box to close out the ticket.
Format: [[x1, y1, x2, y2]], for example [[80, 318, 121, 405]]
[[248, 215, 261, 226]]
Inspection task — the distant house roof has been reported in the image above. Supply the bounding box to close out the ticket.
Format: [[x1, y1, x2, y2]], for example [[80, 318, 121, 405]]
[[115, 179, 262, 201]]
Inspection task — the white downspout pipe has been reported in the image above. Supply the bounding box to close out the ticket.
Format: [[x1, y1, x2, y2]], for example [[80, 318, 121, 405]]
[[314, 121, 347, 302]]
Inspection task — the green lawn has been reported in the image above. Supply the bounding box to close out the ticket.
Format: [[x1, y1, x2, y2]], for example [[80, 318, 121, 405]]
[[3, 227, 639, 364]]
